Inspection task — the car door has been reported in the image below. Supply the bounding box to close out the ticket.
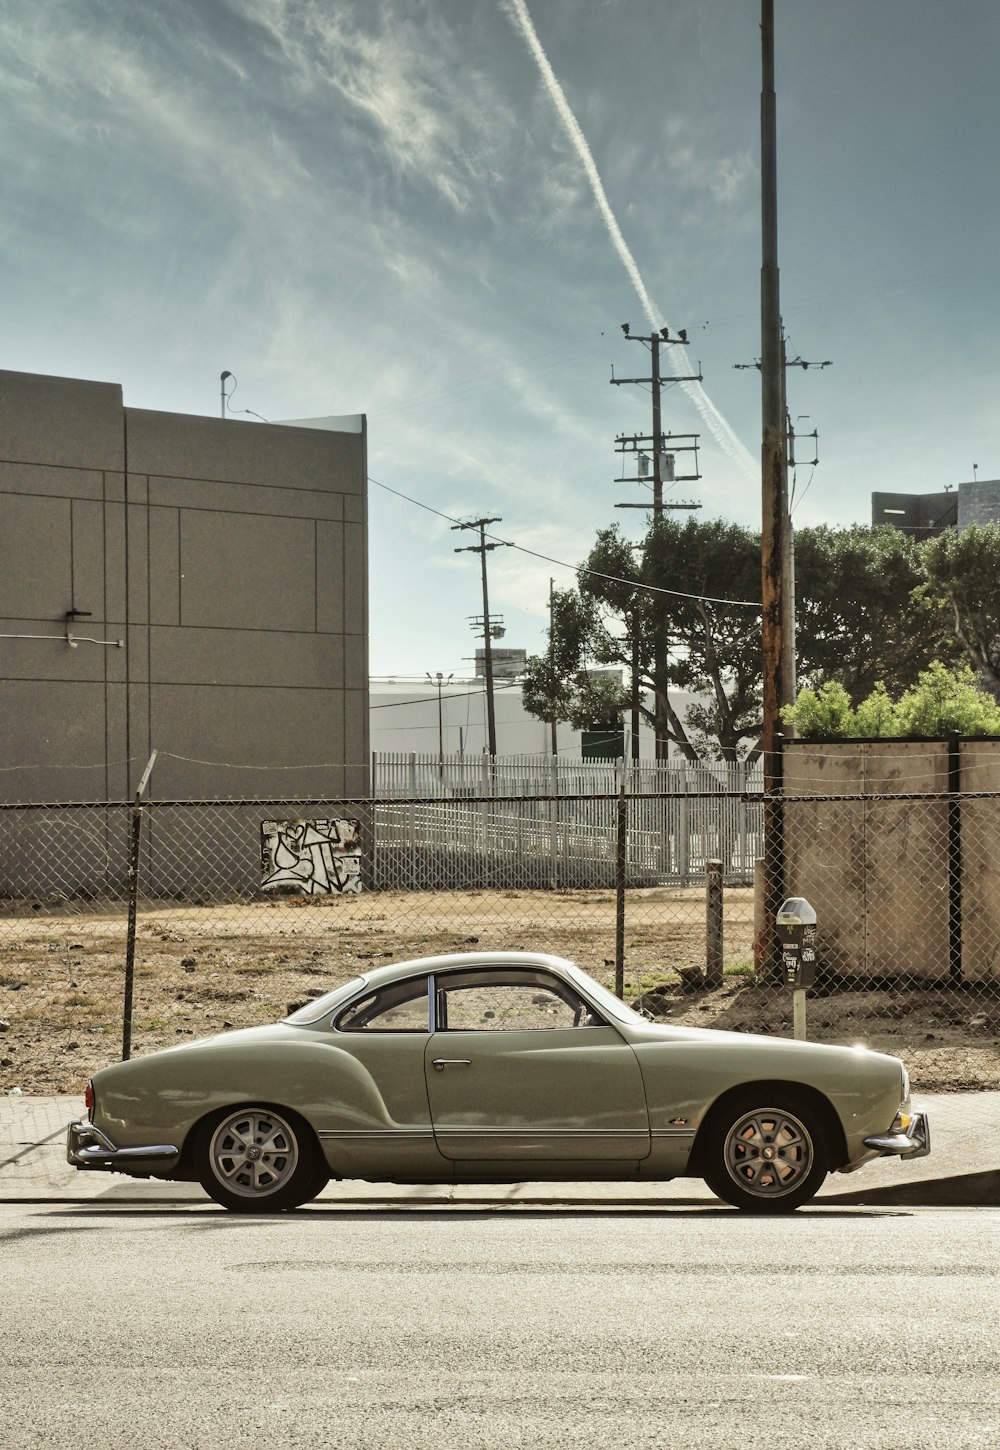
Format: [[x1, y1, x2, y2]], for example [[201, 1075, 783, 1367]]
[[424, 967, 650, 1162], [320, 973, 444, 1177]]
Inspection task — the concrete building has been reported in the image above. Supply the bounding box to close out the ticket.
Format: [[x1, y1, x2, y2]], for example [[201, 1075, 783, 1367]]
[[369, 673, 704, 763], [0, 369, 368, 804], [871, 479, 1000, 538]]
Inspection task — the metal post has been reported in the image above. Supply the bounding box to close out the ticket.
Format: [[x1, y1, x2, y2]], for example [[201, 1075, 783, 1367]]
[[792, 988, 807, 1040], [706, 858, 724, 989], [614, 773, 627, 998], [122, 750, 157, 1062], [549, 753, 559, 890]]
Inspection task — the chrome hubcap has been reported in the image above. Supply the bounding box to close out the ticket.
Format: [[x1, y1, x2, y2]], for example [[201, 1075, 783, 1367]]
[[209, 1110, 298, 1198], [724, 1107, 813, 1198]]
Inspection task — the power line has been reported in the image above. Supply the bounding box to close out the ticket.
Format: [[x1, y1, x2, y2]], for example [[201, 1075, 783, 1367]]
[[368, 475, 761, 611]]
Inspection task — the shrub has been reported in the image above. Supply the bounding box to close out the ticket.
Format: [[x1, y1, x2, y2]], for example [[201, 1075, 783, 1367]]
[[784, 663, 1000, 739]]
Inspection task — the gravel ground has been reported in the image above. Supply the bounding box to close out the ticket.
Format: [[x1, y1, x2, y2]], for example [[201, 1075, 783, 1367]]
[[1, 887, 998, 1093]]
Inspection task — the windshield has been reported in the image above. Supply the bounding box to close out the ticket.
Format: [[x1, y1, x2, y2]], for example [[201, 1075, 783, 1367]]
[[562, 961, 646, 1027], [284, 976, 366, 1025]]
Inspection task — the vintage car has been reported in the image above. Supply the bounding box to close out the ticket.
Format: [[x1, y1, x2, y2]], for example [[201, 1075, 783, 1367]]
[[67, 951, 929, 1213]]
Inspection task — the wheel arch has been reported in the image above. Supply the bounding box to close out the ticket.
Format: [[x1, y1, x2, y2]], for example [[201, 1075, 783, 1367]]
[[688, 1079, 848, 1174], [175, 1099, 327, 1181]]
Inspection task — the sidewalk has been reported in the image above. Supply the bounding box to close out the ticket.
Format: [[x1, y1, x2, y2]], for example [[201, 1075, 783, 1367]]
[[2, 1091, 997, 1208]]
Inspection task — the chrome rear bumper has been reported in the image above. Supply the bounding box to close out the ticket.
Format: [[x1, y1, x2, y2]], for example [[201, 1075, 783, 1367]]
[[67, 1118, 179, 1172], [863, 1110, 931, 1160]]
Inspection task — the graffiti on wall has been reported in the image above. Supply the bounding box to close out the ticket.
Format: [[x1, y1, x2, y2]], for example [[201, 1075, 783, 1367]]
[[260, 818, 362, 895]]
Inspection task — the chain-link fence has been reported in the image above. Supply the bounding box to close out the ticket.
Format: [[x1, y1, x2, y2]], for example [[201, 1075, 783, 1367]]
[[1, 773, 998, 1094]]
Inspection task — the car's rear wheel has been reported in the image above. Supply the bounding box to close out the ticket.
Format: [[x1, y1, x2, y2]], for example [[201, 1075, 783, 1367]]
[[702, 1094, 828, 1213], [194, 1106, 319, 1213]]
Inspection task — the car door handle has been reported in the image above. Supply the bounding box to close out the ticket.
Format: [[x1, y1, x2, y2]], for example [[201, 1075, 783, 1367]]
[[432, 1058, 472, 1071]]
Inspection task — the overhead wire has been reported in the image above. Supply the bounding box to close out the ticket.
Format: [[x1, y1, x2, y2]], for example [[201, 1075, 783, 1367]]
[[368, 475, 761, 611]]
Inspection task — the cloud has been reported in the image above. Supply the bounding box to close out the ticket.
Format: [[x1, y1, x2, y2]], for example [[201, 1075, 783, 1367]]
[[231, 0, 517, 214], [501, 0, 757, 480]]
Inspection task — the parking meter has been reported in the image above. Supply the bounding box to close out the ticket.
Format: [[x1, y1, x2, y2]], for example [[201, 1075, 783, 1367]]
[[776, 897, 817, 989]]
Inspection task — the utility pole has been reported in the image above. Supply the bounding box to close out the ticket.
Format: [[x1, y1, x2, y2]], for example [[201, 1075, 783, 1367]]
[[548, 579, 558, 757], [426, 671, 453, 780], [735, 334, 831, 710], [452, 517, 508, 758], [760, 0, 788, 795], [611, 324, 702, 761]]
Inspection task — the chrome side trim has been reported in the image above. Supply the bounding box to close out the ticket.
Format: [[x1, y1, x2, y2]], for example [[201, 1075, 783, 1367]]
[[863, 1111, 931, 1160], [432, 1127, 649, 1138], [318, 1129, 434, 1141], [651, 1128, 696, 1139], [67, 1118, 179, 1171]]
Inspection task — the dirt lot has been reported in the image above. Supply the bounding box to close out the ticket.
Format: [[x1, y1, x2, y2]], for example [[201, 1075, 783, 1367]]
[[1, 886, 998, 1093]]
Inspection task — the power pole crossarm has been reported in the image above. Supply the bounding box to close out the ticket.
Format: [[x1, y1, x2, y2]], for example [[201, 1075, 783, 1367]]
[[611, 325, 703, 761]]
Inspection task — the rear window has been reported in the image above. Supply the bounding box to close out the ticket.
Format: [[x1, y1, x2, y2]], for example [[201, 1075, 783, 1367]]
[[284, 977, 366, 1025]]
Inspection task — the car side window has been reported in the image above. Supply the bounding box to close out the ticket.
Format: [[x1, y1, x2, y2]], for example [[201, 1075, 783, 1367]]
[[441, 977, 598, 1031], [337, 976, 430, 1032]]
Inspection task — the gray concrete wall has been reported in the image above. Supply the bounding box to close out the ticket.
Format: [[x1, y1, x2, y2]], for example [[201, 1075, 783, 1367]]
[[0, 369, 368, 813], [782, 740, 997, 981], [957, 478, 1000, 530], [782, 741, 951, 978]]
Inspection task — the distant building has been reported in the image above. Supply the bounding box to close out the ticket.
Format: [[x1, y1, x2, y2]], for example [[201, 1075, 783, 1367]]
[[369, 672, 703, 761], [871, 490, 957, 537], [473, 647, 526, 680], [872, 479, 1000, 538]]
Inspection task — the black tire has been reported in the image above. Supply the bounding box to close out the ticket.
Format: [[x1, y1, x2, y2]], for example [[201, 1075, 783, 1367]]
[[305, 1161, 331, 1203], [194, 1105, 319, 1213], [702, 1093, 828, 1213]]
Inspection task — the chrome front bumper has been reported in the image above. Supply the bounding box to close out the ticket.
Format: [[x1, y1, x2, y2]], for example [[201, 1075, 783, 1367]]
[[863, 1110, 931, 1160], [67, 1118, 179, 1172]]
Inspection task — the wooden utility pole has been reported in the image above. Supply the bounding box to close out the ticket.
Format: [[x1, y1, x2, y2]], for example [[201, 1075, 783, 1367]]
[[760, 0, 788, 788], [452, 517, 507, 758], [611, 326, 702, 760], [760, 0, 789, 976]]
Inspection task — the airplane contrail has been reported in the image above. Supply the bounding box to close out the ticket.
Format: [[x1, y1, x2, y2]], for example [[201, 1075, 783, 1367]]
[[503, 0, 758, 480]]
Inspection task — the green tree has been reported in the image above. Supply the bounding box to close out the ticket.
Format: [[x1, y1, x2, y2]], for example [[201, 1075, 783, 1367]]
[[794, 524, 955, 703], [524, 519, 957, 762], [523, 517, 763, 762], [921, 521, 1000, 694]]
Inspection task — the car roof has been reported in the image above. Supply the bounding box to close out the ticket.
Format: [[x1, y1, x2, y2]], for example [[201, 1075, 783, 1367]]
[[353, 951, 579, 994]]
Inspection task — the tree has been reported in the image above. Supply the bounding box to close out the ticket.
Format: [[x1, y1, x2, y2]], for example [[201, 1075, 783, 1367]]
[[921, 522, 1000, 695], [523, 517, 764, 762], [793, 524, 955, 703], [524, 518, 957, 762]]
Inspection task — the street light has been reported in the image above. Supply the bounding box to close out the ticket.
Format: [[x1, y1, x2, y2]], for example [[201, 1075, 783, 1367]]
[[426, 672, 454, 779]]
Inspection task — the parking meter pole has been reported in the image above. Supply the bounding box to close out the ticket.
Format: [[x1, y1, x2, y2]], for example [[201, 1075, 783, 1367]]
[[793, 987, 807, 1040]]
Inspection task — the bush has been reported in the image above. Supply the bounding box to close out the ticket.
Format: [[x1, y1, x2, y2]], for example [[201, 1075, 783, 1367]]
[[783, 663, 1000, 739]]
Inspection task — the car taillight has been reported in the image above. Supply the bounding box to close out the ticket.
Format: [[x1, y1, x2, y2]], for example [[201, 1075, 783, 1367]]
[[84, 1080, 94, 1119]]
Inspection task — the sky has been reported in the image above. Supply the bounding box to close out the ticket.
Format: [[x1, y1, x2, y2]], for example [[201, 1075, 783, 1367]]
[[3, 0, 999, 682]]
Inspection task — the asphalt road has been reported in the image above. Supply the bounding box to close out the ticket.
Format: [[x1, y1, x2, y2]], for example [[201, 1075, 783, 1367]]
[[2, 1203, 999, 1450]]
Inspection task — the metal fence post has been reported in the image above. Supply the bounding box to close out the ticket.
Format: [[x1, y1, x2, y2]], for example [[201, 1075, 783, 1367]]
[[706, 858, 724, 989], [614, 771, 627, 998], [122, 751, 157, 1062], [549, 754, 559, 889]]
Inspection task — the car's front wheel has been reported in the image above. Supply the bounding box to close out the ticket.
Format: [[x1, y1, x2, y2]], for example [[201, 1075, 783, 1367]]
[[702, 1094, 828, 1213], [194, 1106, 320, 1213]]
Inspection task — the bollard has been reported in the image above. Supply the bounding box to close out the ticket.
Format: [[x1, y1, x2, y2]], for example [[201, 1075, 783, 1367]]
[[705, 859, 724, 989]]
